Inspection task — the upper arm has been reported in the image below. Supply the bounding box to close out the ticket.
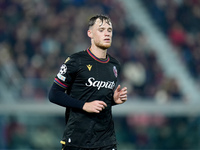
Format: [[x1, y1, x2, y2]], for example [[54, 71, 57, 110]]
[[54, 55, 78, 90]]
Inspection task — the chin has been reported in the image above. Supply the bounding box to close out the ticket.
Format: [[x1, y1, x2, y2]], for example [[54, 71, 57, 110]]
[[99, 43, 111, 50]]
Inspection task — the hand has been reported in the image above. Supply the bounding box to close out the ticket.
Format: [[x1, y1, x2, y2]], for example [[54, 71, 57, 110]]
[[113, 85, 127, 104], [83, 100, 107, 113]]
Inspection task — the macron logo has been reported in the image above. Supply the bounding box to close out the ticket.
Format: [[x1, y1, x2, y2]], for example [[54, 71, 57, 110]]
[[85, 77, 115, 90]]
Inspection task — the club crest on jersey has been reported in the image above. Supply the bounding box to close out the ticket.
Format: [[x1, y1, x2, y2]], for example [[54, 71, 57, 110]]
[[113, 66, 118, 77], [87, 64, 92, 71], [59, 64, 67, 74]]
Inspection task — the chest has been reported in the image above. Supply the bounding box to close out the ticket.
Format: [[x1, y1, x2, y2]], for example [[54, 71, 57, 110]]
[[75, 59, 118, 90]]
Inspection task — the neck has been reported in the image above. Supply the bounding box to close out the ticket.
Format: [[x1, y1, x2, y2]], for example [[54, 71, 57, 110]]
[[90, 45, 107, 59]]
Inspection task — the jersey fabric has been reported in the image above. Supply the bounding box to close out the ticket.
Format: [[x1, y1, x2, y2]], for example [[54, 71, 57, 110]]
[[54, 49, 121, 148]]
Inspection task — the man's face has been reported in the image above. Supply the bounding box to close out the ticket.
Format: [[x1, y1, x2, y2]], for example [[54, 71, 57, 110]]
[[89, 18, 113, 50]]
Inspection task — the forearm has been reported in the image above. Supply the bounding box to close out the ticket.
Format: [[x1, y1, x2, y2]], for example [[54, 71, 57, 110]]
[[48, 83, 85, 109]]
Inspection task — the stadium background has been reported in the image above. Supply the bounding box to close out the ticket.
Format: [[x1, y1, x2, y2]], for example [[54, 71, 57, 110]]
[[0, 0, 200, 149]]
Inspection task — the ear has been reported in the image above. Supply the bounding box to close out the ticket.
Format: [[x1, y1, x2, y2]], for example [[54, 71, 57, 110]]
[[87, 29, 93, 39]]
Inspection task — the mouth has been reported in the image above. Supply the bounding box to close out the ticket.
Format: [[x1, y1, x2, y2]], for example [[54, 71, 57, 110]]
[[104, 38, 111, 42]]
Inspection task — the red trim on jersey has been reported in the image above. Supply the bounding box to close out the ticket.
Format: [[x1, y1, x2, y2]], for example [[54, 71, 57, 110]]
[[54, 78, 68, 89], [87, 49, 110, 63]]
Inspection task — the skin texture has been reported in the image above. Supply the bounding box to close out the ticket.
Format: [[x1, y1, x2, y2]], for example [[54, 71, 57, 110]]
[[83, 18, 128, 113]]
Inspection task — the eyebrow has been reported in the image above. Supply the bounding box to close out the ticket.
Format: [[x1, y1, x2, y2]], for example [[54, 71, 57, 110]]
[[98, 26, 112, 30]]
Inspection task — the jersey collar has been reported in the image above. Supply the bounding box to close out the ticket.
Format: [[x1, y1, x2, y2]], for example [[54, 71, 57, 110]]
[[87, 49, 110, 63]]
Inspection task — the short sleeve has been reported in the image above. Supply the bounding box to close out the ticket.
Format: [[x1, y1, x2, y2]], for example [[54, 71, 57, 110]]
[[54, 55, 78, 89]]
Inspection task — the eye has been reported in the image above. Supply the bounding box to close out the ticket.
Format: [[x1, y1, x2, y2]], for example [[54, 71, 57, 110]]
[[99, 29, 104, 32], [108, 28, 112, 32]]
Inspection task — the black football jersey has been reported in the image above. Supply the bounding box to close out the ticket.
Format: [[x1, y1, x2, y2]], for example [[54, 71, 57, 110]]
[[54, 49, 120, 148]]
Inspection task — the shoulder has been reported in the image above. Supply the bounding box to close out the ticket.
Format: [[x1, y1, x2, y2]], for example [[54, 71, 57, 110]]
[[108, 54, 121, 67], [69, 50, 87, 58], [64, 50, 87, 63], [61, 50, 87, 73]]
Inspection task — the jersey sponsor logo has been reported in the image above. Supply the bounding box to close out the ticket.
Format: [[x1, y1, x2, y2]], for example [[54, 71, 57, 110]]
[[85, 77, 115, 90], [87, 64, 92, 71], [113, 66, 118, 78], [59, 64, 67, 74], [57, 73, 66, 81]]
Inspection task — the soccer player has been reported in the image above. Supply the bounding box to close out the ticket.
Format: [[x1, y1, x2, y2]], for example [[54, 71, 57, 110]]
[[48, 14, 128, 150]]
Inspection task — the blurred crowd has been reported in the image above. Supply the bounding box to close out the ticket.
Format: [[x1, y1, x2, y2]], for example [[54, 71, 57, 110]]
[[0, 0, 200, 149], [123, 114, 200, 149], [0, 115, 64, 149], [142, 0, 200, 84], [0, 0, 184, 101], [1, 114, 200, 150]]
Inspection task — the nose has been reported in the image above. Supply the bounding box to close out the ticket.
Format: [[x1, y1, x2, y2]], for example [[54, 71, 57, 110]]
[[105, 30, 111, 37]]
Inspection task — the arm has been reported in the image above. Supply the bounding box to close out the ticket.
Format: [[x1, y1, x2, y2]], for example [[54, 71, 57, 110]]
[[48, 82, 85, 109], [48, 82, 107, 113]]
